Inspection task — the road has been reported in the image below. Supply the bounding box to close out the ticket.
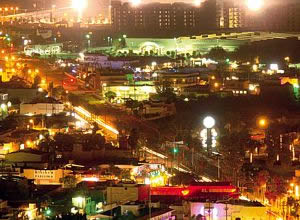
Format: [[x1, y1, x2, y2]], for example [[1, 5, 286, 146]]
[[33, 60, 217, 181]]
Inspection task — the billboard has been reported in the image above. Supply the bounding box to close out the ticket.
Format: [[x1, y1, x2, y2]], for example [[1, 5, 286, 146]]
[[24, 43, 63, 56]]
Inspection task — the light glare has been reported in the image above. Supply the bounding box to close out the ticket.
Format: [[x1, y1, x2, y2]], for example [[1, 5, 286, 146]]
[[247, 0, 263, 11], [131, 0, 141, 7], [194, 0, 203, 7], [203, 116, 215, 129], [72, 0, 87, 11]]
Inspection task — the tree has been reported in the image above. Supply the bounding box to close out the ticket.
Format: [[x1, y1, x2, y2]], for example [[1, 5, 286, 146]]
[[207, 46, 228, 61], [52, 86, 66, 100], [54, 133, 75, 151], [128, 128, 139, 152], [155, 80, 176, 102], [218, 129, 251, 184], [105, 91, 116, 102], [32, 75, 41, 88], [82, 134, 105, 151], [60, 175, 77, 188]]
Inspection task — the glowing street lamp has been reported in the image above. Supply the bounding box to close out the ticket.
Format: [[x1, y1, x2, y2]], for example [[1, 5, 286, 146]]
[[203, 116, 216, 154], [72, 0, 87, 22], [131, 0, 141, 7], [194, 0, 203, 7], [246, 0, 263, 11], [258, 117, 268, 128], [203, 116, 215, 129]]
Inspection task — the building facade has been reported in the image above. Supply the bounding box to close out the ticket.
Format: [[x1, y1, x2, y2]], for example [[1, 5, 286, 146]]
[[112, 0, 300, 35], [111, 0, 217, 36], [216, 0, 300, 32]]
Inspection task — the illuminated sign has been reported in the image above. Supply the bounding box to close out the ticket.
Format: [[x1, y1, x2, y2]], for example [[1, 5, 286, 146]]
[[24, 43, 62, 56], [34, 170, 55, 180]]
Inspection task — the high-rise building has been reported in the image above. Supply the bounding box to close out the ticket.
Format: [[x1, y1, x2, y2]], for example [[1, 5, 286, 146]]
[[111, 0, 217, 36], [216, 0, 300, 32]]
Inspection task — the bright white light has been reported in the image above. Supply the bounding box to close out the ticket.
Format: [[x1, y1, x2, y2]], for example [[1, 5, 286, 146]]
[[152, 73, 158, 78], [145, 177, 151, 185], [270, 64, 279, 71], [72, 0, 87, 11], [247, 0, 263, 11], [79, 52, 84, 60], [203, 116, 215, 129], [82, 177, 99, 182], [194, 0, 203, 7], [131, 0, 141, 7], [75, 121, 83, 128], [7, 101, 11, 108], [0, 103, 6, 110]]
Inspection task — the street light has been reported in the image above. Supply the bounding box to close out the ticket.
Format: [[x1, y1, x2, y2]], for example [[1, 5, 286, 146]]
[[72, 0, 87, 22], [1, 103, 6, 120], [130, 0, 141, 7], [203, 116, 215, 129], [86, 34, 91, 48], [246, 0, 263, 11], [258, 117, 268, 128], [203, 116, 216, 154], [194, 0, 202, 7]]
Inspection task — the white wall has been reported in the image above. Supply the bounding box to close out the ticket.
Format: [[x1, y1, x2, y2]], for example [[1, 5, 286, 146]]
[[190, 202, 267, 220], [20, 103, 64, 115]]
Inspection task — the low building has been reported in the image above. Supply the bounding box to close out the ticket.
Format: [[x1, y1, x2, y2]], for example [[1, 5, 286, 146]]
[[23, 169, 72, 185], [82, 53, 138, 69], [223, 79, 260, 96], [107, 185, 139, 205], [104, 83, 156, 102], [120, 202, 175, 220], [0, 88, 41, 103], [5, 149, 49, 169], [72, 196, 96, 215], [20, 97, 64, 115], [187, 200, 267, 220], [138, 101, 176, 120], [155, 70, 203, 93]]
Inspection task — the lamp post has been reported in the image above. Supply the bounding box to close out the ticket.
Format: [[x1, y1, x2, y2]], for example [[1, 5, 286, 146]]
[[1, 103, 6, 120], [203, 116, 216, 155], [86, 34, 91, 48]]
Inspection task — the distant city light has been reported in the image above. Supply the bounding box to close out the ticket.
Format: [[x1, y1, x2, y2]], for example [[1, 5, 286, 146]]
[[194, 0, 203, 7], [247, 0, 263, 11], [72, 0, 87, 11], [131, 0, 141, 7], [270, 63, 279, 71], [0, 103, 6, 110], [145, 177, 151, 185], [72, 0, 87, 21], [82, 177, 99, 182]]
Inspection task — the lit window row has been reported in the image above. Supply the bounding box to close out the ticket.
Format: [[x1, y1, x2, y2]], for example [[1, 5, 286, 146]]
[[233, 90, 247, 94]]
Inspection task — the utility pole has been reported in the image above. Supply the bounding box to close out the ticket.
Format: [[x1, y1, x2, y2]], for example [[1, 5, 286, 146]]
[[149, 185, 151, 220], [224, 202, 229, 220], [207, 201, 211, 220]]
